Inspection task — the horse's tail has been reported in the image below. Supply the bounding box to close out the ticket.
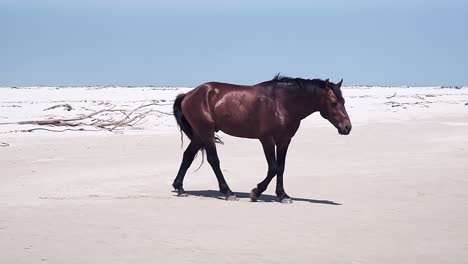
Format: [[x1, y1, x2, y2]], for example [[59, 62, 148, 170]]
[[173, 92, 224, 145], [173, 92, 225, 171], [173, 93, 193, 142], [173, 93, 206, 171]]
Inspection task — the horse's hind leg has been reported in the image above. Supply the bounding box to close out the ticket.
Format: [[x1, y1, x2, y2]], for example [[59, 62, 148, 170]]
[[172, 140, 202, 197], [204, 141, 237, 201], [184, 106, 236, 201]]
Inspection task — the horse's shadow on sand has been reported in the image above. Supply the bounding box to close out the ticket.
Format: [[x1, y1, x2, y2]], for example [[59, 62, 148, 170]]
[[175, 190, 341, 205]]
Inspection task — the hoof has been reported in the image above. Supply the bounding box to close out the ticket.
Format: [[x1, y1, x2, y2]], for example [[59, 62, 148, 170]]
[[176, 189, 188, 197], [250, 188, 259, 202], [226, 194, 238, 201], [279, 197, 293, 204]]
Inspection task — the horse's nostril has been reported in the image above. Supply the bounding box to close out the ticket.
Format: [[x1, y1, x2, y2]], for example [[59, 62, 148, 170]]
[[343, 124, 351, 133]]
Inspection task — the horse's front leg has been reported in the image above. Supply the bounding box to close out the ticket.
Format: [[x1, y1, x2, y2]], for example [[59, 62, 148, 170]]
[[250, 138, 277, 201], [276, 139, 292, 203]]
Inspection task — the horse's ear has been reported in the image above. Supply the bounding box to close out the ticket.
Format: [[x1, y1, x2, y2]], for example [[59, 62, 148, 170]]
[[337, 78, 343, 88]]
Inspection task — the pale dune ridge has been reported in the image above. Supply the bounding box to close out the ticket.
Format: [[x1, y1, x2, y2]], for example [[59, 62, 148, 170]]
[[1, 85, 468, 264]]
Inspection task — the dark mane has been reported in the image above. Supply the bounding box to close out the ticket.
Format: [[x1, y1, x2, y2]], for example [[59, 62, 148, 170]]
[[264, 73, 343, 100]]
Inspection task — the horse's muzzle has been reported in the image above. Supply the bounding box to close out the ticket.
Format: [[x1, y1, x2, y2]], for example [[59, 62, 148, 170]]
[[338, 123, 352, 135]]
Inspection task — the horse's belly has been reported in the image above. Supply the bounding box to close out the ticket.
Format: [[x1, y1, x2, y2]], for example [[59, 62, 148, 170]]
[[212, 93, 273, 138], [215, 113, 259, 138]]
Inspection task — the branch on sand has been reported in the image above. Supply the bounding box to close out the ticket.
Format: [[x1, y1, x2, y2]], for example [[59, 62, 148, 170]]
[[386, 92, 397, 99], [43, 104, 73, 111], [0, 102, 172, 132]]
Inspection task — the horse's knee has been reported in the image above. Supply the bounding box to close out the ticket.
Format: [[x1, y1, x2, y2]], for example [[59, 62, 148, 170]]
[[268, 163, 278, 176]]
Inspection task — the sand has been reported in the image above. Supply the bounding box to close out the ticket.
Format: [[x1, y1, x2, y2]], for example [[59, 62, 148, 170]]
[[1, 86, 468, 263]]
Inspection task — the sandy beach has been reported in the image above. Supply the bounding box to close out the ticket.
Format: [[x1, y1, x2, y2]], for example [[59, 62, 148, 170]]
[[1, 86, 468, 263]]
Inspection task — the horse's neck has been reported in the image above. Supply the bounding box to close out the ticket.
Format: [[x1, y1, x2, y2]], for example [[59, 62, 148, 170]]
[[278, 91, 320, 121]]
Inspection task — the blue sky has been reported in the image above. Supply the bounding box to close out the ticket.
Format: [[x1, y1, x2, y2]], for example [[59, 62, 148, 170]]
[[1, 0, 467, 86]]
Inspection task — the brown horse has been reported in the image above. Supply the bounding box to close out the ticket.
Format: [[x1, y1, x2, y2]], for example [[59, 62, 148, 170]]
[[172, 75, 351, 203]]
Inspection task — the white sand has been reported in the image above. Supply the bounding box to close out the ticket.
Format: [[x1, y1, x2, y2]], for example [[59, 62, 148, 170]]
[[1, 86, 468, 263]]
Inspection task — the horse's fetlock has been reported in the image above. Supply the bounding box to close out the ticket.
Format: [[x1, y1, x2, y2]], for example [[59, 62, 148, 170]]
[[172, 181, 183, 190]]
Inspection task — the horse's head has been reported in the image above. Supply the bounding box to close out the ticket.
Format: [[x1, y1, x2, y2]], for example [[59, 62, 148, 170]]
[[319, 79, 352, 135]]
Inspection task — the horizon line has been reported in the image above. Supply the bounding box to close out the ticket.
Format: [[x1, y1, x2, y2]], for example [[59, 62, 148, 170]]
[[1, 84, 466, 89]]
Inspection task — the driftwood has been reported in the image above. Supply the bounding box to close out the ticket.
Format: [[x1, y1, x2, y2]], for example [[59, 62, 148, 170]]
[[20, 128, 94, 133], [386, 92, 397, 99], [0, 102, 172, 132], [43, 104, 73, 111]]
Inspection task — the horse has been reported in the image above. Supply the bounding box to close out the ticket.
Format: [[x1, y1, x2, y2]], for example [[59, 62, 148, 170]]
[[172, 75, 352, 203]]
